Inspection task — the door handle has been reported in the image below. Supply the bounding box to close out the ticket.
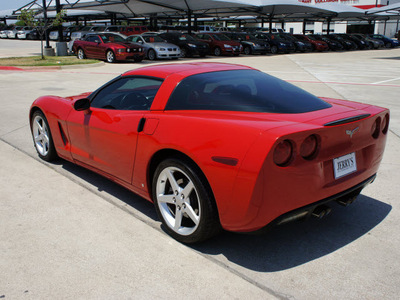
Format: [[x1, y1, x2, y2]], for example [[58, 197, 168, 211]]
[[137, 117, 146, 132]]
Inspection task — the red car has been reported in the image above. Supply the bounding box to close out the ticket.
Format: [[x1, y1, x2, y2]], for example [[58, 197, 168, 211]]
[[294, 34, 329, 51], [195, 33, 242, 56], [73, 32, 145, 63], [29, 63, 389, 243]]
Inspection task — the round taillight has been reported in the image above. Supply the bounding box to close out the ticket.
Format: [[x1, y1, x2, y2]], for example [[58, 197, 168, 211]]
[[371, 117, 381, 139], [382, 114, 389, 134], [300, 135, 319, 160], [273, 140, 293, 166]]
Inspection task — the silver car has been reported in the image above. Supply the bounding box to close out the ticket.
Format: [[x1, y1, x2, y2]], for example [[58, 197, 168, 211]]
[[126, 33, 180, 60], [17, 27, 37, 39], [7, 26, 23, 39]]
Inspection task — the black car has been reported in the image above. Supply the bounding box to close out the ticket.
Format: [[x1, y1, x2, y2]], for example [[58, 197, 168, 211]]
[[309, 35, 344, 51], [224, 32, 270, 55], [325, 34, 357, 50], [276, 33, 313, 52], [338, 34, 369, 50], [253, 32, 295, 54], [158, 32, 210, 58]]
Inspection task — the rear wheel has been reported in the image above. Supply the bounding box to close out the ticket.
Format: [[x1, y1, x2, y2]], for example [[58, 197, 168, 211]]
[[244, 46, 252, 55], [152, 158, 220, 243], [31, 110, 57, 162], [106, 50, 116, 63], [77, 48, 85, 59]]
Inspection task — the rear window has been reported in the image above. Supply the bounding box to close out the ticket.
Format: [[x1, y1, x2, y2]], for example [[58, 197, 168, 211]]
[[165, 70, 331, 113]]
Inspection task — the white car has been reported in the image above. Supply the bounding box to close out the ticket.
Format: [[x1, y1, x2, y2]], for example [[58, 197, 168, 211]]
[[126, 33, 180, 60], [0, 30, 8, 38], [16, 27, 37, 39], [7, 26, 23, 38]]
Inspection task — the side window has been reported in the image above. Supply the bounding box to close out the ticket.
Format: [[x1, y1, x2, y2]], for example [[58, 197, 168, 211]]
[[91, 77, 163, 110], [87, 36, 100, 43]]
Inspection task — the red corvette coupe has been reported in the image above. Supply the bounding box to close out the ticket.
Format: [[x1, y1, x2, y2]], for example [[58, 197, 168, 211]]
[[30, 63, 389, 243], [72, 32, 145, 63]]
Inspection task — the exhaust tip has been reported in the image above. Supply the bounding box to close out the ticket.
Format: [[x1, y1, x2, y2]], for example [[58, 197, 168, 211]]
[[337, 196, 357, 207], [312, 205, 332, 219]]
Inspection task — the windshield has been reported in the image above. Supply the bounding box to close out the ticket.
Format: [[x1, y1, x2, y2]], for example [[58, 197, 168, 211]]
[[143, 35, 164, 43], [100, 34, 126, 43], [213, 34, 231, 41], [166, 70, 331, 113], [178, 34, 196, 41]]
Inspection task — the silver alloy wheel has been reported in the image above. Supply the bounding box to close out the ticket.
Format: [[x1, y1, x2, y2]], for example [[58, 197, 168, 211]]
[[156, 166, 201, 236], [77, 48, 85, 59], [32, 115, 50, 157], [106, 50, 115, 63]]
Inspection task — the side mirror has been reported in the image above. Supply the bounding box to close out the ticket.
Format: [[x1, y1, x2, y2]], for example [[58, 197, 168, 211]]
[[74, 98, 91, 111]]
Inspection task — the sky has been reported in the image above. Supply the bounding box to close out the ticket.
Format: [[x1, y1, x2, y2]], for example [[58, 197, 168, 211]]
[[0, 0, 33, 11]]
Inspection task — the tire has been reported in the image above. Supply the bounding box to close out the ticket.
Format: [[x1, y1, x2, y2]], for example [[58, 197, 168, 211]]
[[77, 48, 85, 59], [244, 46, 252, 55], [106, 50, 116, 63], [271, 45, 278, 54], [385, 42, 392, 48], [213, 47, 222, 56], [180, 47, 187, 58], [148, 49, 156, 60], [152, 158, 220, 244], [31, 110, 57, 162]]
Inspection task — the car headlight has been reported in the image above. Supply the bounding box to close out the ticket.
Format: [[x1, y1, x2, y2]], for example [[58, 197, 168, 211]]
[[224, 44, 232, 48], [158, 47, 166, 51], [117, 48, 126, 53], [188, 43, 196, 47], [280, 43, 285, 46], [298, 42, 304, 46], [126, 48, 131, 53]]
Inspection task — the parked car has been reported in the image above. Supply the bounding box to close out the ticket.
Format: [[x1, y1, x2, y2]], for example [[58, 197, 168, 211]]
[[0, 29, 8, 39], [7, 26, 23, 39], [293, 34, 329, 51], [306, 35, 341, 51], [121, 25, 148, 36], [352, 34, 384, 49], [29, 62, 389, 243], [369, 34, 400, 48], [326, 34, 358, 50], [194, 32, 242, 56], [337, 33, 369, 50], [276, 33, 313, 52], [253, 32, 295, 54], [73, 32, 145, 63], [49, 25, 81, 41], [125, 33, 181, 60], [16, 27, 39, 40], [158, 31, 209, 58], [224, 32, 271, 55]]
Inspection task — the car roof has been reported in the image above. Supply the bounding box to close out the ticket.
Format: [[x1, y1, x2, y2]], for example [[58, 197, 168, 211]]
[[122, 62, 255, 79]]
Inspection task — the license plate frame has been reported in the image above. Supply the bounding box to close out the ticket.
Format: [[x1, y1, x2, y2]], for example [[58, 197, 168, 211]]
[[333, 152, 357, 179]]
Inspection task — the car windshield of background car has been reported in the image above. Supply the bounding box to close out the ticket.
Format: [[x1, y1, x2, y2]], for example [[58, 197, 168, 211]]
[[166, 70, 331, 114], [143, 36, 164, 43], [213, 34, 231, 41], [101, 34, 126, 43]]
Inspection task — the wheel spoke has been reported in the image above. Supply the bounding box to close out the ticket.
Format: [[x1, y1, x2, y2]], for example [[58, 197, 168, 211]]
[[174, 208, 183, 231], [181, 181, 194, 198], [158, 194, 175, 204], [184, 204, 199, 225], [34, 134, 42, 143], [166, 169, 180, 193], [35, 119, 43, 132]]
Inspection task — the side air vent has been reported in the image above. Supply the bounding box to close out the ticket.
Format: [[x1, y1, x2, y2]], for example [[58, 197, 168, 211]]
[[58, 122, 68, 146], [324, 114, 371, 127]]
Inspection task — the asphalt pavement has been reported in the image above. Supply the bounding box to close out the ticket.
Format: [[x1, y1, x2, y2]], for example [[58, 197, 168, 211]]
[[0, 39, 399, 299]]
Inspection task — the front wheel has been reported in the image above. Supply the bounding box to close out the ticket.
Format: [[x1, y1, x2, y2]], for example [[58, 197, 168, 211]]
[[152, 158, 220, 243], [244, 46, 252, 55], [147, 49, 156, 60], [106, 50, 116, 63], [271, 45, 278, 54], [77, 48, 85, 59], [31, 110, 57, 161], [213, 47, 222, 56]]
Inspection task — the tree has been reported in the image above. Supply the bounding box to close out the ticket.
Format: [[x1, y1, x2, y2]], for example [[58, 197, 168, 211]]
[[17, 8, 66, 59]]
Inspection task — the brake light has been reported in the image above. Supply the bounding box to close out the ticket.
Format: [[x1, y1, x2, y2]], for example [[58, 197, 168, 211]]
[[300, 135, 319, 160], [273, 140, 293, 166], [382, 113, 389, 134], [371, 117, 381, 139]]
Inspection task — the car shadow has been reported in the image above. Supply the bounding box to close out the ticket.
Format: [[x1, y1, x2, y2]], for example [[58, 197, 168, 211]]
[[56, 159, 158, 221], [50, 159, 391, 272], [191, 195, 391, 272]]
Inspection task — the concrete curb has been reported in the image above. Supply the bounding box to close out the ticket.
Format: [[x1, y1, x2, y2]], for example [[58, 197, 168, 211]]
[[0, 61, 104, 71]]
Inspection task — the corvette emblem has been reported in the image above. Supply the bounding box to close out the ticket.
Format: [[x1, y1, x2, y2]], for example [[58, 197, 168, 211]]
[[346, 127, 359, 138]]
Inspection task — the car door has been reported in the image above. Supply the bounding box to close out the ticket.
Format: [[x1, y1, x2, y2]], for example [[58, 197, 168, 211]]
[[85, 35, 102, 58], [66, 76, 163, 183]]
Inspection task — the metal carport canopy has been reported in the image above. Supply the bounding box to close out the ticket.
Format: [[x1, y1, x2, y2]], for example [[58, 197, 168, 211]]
[[63, 0, 334, 19]]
